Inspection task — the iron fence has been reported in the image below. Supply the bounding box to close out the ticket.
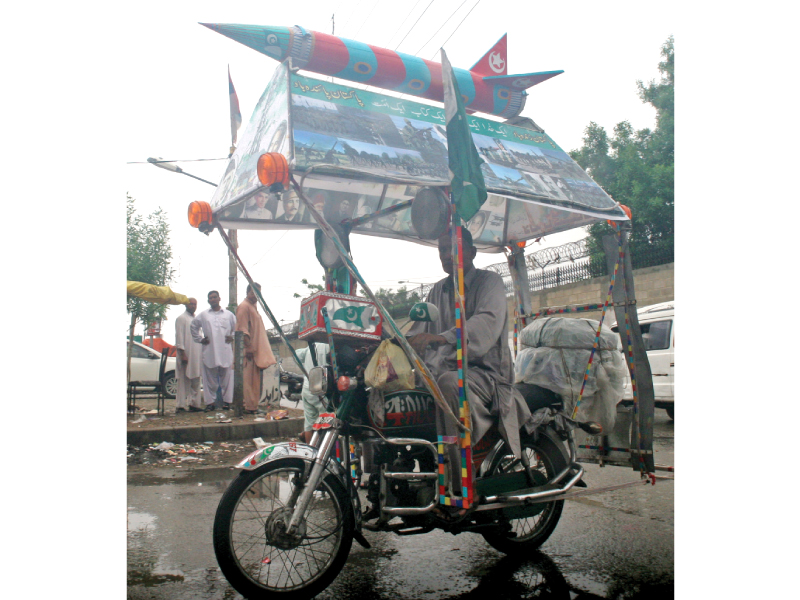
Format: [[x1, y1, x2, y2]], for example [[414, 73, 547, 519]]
[[267, 242, 673, 338]]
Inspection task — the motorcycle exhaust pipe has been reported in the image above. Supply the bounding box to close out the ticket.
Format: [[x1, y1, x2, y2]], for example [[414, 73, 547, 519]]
[[483, 464, 585, 505]]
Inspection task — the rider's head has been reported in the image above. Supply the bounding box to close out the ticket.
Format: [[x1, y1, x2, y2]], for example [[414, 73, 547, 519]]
[[437, 226, 477, 276]]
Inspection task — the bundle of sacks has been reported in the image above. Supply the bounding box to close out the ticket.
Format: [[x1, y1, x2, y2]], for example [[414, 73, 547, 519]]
[[514, 317, 627, 432]]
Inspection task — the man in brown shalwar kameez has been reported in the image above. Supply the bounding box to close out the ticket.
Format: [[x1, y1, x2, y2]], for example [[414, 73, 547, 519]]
[[236, 283, 277, 413]]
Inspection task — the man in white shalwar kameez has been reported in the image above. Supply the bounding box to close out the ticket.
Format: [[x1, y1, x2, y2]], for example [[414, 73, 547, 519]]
[[174, 298, 203, 412], [190, 290, 237, 411]]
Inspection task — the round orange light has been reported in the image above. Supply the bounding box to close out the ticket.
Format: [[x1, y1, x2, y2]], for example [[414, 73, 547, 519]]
[[257, 153, 289, 187], [188, 201, 213, 228]]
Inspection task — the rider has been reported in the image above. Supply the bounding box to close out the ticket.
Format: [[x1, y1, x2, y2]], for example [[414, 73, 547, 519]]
[[407, 226, 533, 496]]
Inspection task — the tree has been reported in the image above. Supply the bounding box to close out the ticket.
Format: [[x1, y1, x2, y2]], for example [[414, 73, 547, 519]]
[[570, 37, 674, 267], [362, 286, 421, 319], [293, 278, 324, 299], [127, 194, 175, 340]]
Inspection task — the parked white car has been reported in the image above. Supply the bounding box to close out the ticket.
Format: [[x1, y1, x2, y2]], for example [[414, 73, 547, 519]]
[[612, 301, 674, 420], [126, 340, 178, 399]]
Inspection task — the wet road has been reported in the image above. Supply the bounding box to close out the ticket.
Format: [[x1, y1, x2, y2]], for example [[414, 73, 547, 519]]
[[128, 411, 674, 599]]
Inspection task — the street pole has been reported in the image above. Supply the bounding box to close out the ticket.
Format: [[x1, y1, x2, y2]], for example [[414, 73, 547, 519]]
[[228, 229, 238, 313], [233, 331, 244, 418]]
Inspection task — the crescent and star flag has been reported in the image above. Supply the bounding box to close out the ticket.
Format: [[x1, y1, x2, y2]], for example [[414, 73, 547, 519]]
[[332, 305, 367, 325], [228, 65, 242, 152], [441, 49, 487, 223], [409, 302, 439, 323]]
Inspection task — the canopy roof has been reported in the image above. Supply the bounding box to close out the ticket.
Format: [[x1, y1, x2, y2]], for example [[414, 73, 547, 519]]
[[210, 64, 627, 252]]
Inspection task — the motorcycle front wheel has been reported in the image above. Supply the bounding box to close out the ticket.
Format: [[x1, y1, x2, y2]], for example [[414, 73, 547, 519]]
[[481, 434, 566, 554], [213, 458, 354, 599]]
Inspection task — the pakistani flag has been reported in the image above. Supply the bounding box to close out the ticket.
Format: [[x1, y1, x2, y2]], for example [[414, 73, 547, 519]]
[[332, 305, 367, 327], [441, 49, 487, 223]]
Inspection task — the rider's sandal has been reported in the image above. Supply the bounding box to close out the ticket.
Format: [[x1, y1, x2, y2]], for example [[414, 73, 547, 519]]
[[431, 505, 475, 524]]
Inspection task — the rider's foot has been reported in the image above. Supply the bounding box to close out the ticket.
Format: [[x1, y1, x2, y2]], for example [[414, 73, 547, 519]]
[[431, 505, 472, 523]]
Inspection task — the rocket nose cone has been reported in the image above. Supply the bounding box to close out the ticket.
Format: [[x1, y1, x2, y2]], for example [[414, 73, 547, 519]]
[[199, 23, 290, 61]]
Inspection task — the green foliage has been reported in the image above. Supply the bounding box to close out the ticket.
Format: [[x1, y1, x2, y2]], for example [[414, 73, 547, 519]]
[[127, 194, 174, 333], [361, 286, 421, 319], [293, 278, 324, 298], [570, 37, 674, 265]]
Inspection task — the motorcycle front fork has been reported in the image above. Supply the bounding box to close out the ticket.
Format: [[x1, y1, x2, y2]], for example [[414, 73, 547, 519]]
[[285, 427, 341, 537]]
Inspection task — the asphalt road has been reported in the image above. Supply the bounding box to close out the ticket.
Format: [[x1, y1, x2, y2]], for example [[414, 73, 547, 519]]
[[127, 411, 674, 599]]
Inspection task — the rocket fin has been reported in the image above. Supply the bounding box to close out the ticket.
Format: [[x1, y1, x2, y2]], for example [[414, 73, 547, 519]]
[[469, 33, 507, 76], [482, 70, 564, 90]]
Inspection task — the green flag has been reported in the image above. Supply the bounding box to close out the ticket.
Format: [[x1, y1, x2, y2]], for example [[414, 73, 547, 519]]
[[441, 49, 487, 223], [332, 305, 367, 326]]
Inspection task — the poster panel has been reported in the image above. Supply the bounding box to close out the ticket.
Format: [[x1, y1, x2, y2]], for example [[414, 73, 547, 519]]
[[288, 73, 621, 214], [210, 64, 291, 212], [211, 70, 627, 247]]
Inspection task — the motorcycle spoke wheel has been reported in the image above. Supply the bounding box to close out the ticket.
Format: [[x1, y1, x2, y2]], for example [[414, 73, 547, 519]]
[[214, 459, 353, 598], [482, 438, 565, 553]]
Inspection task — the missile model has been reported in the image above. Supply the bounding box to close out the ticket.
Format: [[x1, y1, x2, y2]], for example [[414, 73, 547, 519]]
[[201, 23, 563, 119]]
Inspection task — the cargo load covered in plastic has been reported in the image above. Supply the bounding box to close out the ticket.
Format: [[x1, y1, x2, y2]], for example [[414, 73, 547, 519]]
[[514, 317, 627, 432]]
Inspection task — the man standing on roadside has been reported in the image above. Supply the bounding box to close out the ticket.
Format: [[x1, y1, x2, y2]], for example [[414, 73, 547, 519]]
[[174, 298, 203, 412], [236, 283, 277, 414], [191, 290, 237, 411]]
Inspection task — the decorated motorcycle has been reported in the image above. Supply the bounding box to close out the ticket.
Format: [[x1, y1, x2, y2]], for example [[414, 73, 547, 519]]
[[181, 33, 663, 599]]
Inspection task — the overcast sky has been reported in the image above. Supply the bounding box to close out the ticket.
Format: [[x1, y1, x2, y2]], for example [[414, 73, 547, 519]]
[[122, 1, 677, 344]]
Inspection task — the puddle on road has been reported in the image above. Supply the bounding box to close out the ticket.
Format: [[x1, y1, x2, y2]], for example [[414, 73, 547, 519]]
[[128, 466, 239, 488], [127, 508, 186, 588], [127, 510, 155, 532]]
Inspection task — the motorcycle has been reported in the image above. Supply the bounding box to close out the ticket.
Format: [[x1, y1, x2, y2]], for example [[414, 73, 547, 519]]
[[212, 311, 604, 599], [190, 61, 657, 598]]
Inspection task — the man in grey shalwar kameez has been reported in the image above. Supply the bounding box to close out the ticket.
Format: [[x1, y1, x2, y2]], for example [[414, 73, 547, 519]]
[[407, 228, 533, 495]]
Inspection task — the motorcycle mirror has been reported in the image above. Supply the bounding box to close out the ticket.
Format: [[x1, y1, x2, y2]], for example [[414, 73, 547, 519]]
[[408, 302, 439, 323], [411, 187, 449, 240], [308, 366, 328, 396]]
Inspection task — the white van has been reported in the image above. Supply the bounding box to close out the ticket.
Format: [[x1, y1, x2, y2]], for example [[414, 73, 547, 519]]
[[611, 301, 674, 420]]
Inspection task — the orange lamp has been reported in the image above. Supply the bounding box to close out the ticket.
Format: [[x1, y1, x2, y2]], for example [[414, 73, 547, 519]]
[[188, 201, 213, 228], [607, 204, 632, 227], [257, 153, 290, 188]]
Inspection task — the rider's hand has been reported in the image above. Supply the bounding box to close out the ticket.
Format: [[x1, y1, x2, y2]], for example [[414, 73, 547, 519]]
[[407, 333, 448, 356], [201, 338, 210, 345], [225, 335, 234, 344]]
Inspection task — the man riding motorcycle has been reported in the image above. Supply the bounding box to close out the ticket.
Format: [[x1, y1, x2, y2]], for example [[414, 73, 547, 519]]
[[406, 226, 536, 498]]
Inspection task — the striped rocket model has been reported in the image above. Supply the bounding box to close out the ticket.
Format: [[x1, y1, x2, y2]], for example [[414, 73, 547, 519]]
[[201, 23, 563, 119]]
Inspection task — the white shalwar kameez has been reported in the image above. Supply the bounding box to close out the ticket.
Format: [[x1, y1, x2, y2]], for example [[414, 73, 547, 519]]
[[191, 307, 237, 406], [175, 310, 202, 409]]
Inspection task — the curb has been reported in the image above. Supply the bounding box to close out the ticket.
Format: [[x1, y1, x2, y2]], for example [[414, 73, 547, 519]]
[[127, 417, 304, 446]]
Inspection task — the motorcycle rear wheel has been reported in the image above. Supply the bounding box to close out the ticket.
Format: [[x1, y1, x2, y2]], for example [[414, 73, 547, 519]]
[[213, 458, 354, 599], [481, 435, 566, 554]]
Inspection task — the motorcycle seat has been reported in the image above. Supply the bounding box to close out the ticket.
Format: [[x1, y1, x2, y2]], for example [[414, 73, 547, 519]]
[[514, 383, 563, 413]]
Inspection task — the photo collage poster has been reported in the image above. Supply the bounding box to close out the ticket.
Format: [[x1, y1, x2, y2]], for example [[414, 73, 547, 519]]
[[214, 70, 625, 247], [212, 64, 291, 214]]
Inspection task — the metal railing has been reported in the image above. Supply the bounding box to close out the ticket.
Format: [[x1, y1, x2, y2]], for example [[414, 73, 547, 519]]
[[267, 241, 673, 338]]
